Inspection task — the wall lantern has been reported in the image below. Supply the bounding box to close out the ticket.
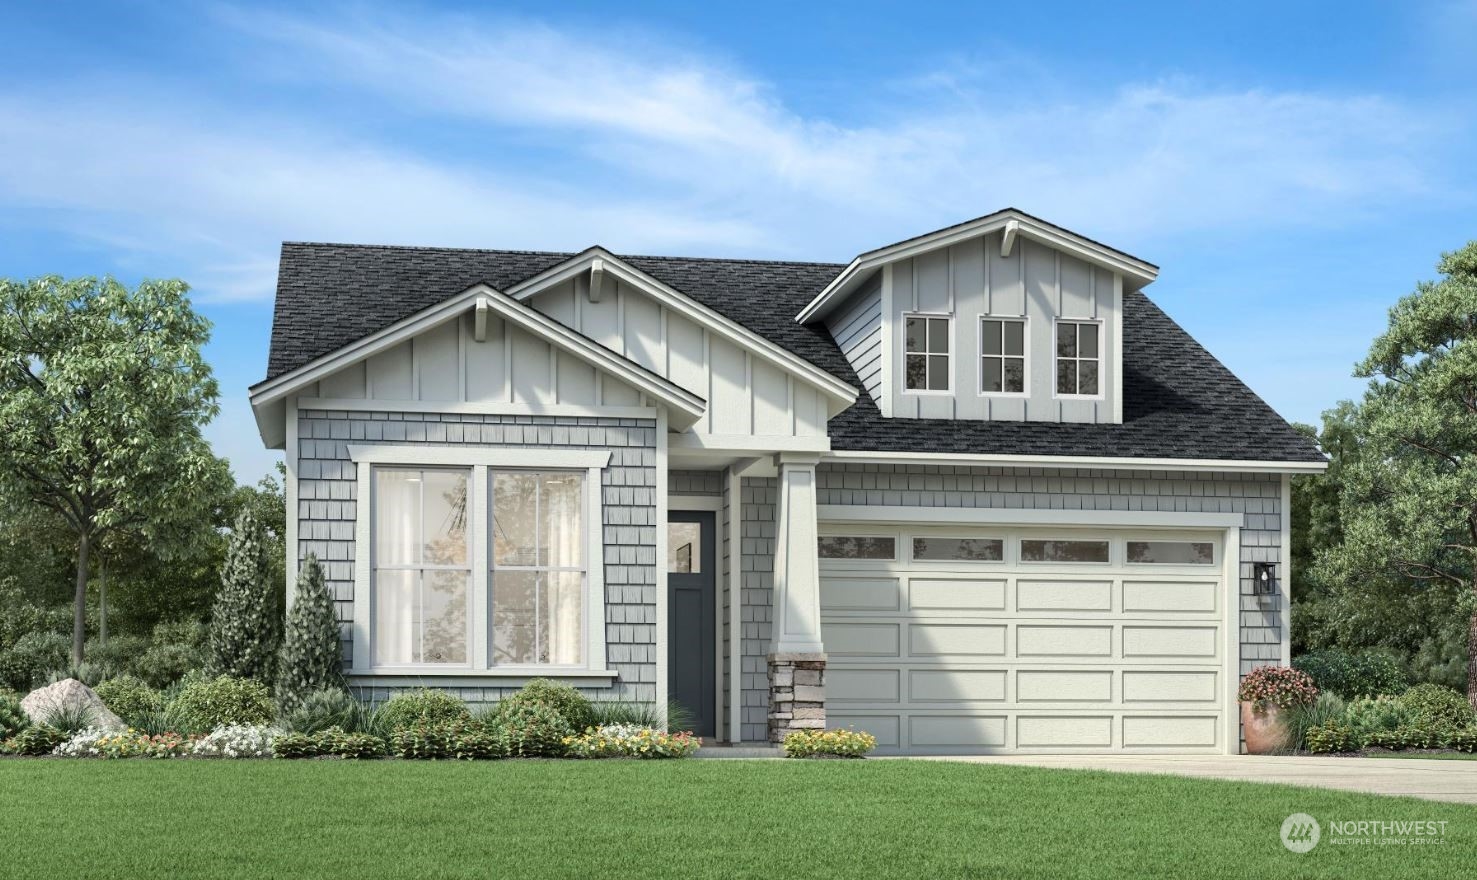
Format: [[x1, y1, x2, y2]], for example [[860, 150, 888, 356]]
[[1253, 562, 1277, 596]]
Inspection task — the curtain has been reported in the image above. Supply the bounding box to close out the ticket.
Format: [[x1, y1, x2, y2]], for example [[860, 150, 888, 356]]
[[374, 469, 420, 665], [543, 474, 583, 665]]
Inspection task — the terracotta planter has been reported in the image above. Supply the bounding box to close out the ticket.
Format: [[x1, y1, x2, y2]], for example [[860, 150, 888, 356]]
[[1241, 702, 1287, 754]]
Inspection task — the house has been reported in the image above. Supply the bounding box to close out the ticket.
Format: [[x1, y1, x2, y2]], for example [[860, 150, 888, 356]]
[[249, 208, 1325, 754]]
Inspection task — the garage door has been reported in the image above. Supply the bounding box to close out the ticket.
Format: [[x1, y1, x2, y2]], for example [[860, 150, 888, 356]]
[[820, 526, 1231, 754]]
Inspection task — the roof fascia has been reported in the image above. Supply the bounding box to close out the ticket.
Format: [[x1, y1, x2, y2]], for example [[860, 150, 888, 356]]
[[824, 449, 1328, 475]]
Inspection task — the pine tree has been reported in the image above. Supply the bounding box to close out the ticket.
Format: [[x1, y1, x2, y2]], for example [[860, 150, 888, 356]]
[[276, 554, 345, 710], [207, 508, 280, 681]]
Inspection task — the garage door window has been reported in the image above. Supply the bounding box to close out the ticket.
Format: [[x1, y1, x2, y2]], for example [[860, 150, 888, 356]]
[[819, 536, 896, 560], [1020, 539, 1110, 563], [1127, 541, 1215, 565], [912, 537, 1004, 561]]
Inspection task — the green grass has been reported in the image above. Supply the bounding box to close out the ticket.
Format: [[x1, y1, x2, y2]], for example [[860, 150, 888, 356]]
[[3, 759, 1475, 878], [1365, 750, 1477, 760]]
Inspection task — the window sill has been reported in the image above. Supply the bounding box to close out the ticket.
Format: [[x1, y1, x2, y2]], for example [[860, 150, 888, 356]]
[[347, 668, 620, 687]]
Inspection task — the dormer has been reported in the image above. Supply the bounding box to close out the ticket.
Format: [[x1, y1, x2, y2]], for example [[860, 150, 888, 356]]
[[799, 209, 1158, 424]]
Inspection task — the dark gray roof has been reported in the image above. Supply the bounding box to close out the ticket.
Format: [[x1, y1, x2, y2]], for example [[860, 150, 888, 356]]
[[262, 242, 1323, 464]]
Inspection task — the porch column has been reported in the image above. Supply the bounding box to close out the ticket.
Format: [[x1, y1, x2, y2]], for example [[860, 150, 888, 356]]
[[768, 453, 826, 742]]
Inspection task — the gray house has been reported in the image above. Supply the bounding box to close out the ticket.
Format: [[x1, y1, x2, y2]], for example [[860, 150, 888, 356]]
[[249, 208, 1324, 754]]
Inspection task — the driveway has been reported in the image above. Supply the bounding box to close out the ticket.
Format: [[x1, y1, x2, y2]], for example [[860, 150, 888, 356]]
[[915, 754, 1477, 805]]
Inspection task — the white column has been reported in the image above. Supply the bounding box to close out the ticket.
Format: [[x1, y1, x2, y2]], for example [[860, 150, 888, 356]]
[[769, 453, 824, 655]]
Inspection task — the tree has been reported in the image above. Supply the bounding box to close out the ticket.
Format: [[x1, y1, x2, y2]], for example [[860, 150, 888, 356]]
[[208, 508, 280, 681], [1316, 242, 1477, 704], [275, 555, 344, 710], [0, 276, 229, 663]]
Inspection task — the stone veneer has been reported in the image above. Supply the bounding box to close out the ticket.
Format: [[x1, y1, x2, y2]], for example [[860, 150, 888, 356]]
[[767, 652, 826, 742]]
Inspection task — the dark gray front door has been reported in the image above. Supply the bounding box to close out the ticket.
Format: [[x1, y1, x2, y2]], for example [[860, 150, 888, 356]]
[[667, 511, 716, 737]]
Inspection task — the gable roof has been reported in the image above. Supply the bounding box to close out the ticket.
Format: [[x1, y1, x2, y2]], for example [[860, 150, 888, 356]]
[[263, 241, 1324, 464]]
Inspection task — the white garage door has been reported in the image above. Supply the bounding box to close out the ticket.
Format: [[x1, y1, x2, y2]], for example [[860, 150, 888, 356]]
[[820, 526, 1232, 754]]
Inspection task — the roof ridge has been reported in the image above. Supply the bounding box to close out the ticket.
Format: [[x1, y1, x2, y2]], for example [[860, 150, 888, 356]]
[[280, 240, 847, 269]]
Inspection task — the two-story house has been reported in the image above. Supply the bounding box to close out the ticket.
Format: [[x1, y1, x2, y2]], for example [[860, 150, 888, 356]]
[[250, 208, 1325, 754]]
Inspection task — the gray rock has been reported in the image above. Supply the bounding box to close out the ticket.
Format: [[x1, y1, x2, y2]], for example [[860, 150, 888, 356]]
[[21, 679, 125, 730]]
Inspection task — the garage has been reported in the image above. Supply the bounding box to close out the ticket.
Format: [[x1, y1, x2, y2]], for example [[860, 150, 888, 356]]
[[819, 524, 1237, 754]]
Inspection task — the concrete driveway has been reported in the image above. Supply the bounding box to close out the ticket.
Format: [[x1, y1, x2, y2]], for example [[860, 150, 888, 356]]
[[916, 754, 1477, 805]]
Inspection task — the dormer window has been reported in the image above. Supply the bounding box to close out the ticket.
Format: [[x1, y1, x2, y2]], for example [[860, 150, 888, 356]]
[[904, 315, 951, 392], [980, 317, 1027, 395], [1055, 320, 1101, 398]]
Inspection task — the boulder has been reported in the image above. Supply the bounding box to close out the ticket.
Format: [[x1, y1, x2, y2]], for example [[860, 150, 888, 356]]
[[21, 679, 125, 731]]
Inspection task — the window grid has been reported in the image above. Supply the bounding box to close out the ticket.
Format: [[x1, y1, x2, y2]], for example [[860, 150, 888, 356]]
[[371, 466, 471, 666], [490, 471, 587, 668], [980, 317, 1027, 395], [1055, 320, 1102, 397], [904, 315, 952, 392]]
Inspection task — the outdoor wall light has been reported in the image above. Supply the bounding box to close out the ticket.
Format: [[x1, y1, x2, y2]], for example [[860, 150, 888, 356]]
[[1253, 562, 1277, 595]]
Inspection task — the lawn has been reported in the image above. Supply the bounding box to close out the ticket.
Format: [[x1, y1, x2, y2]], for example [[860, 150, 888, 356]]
[[2, 759, 1473, 879]]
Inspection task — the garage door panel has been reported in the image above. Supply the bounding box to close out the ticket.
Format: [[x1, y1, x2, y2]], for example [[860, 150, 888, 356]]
[[1123, 715, 1218, 747], [828, 622, 900, 657], [1123, 625, 1217, 658], [1017, 715, 1113, 748], [908, 623, 1006, 656], [1016, 580, 1112, 612], [1016, 625, 1112, 657], [910, 578, 1006, 611], [1123, 580, 1216, 613], [829, 668, 901, 703], [831, 714, 900, 747], [821, 577, 900, 612], [909, 669, 1007, 702], [1017, 670, 1112, 702], [1122, 671, 1218, 703], [910, 714, 1007, 747]]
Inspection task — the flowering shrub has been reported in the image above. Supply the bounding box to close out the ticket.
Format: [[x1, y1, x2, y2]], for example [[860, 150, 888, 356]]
[[54, 728, 193, 759], [191, 725, 280, 758], [4, 725, 64, 756], [1237, 666, 1318, 713], [562, 725, 701, 759], [782, 728, 877, 758]]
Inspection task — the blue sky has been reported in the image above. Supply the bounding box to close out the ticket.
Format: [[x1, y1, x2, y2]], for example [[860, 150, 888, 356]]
[[3, 1, 1474, 482]]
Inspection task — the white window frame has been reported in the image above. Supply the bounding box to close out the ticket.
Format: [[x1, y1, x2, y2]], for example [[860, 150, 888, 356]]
[[902, 312, 954, 395], [348, 445, 612, 678], [977, 315, 1029, 398], [1018, 536, 1112, 565], [1052, 318, 1105, 401]]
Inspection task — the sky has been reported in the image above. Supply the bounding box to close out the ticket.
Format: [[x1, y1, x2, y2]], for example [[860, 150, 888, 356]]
[[2, 1, 1474, 482]]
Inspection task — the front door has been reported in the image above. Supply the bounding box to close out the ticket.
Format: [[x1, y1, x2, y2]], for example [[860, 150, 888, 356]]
[[667, 511, 716, 737]]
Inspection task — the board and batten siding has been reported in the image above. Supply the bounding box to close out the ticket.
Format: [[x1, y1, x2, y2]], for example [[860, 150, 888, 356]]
[[826, 271, 883, 409], [887, 235, 1119, 424], [811, 464, 1282, 676], [294, 409, 658, 706], [528, 277, 830, 438]]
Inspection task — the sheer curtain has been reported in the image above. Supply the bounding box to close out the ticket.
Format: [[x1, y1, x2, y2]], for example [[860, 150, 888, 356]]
[[373, 469, 420, 665], [542, 474, 584, 665]]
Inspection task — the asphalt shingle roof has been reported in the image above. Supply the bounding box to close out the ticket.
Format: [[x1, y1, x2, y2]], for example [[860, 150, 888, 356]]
[[263, 242, 1323, 464]]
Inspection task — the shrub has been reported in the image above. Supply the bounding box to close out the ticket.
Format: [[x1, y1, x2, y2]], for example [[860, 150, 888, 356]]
[[1401, 684, 1476, 731], [171, 675, 275, 734], [209, 508, 282, 682], [493, 700, 573, 757], [275, 555, 343, 712], [316, 727, 386, 760], [1344, 694, 1410, 738], [191, 724, 280, 758], [0, 692, 28, 739], [1447, 728, 1477, 753], [279, 687, 357, 734], [1281, 692, 1347, 753], [509, 679, 595, 731], [1237, 666, 1318, 712], [272, 732, 321, 759], [379, 689, 470, 731], [1303, 723, 1359, 754], [1363, 727, 1411, 751], [563, 725, 701, 759], [389, 720, 458, 760], [782, 728, 877, 758], [44, 661, 113, 687], [0, 631, 70, 692], [1293, 649, 1408, 699], [5, 725, 64, 756], [83, 635, 149, 681], [94, 676, 164, 727], [32, 698, 106, 735], [135, 620, 209, 689]]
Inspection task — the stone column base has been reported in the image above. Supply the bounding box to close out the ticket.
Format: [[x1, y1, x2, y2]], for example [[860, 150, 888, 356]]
[[768, 652, 826, 743]]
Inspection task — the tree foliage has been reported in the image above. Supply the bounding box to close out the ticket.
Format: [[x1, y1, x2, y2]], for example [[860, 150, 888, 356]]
[[207, 508, 281, 681], [1314, 242, 1477, 703], [0, 276, 230, 663], [276, 555, 344, 711]]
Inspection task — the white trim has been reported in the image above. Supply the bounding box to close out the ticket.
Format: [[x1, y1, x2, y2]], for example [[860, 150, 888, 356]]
[[797, 209, 1159, 324], [1000, 218, 1019, 257], [667, 433, 831, 453], [977, 314, 1029, 398], [726, 466, 742, 743], [1280, 473, 1292, 666], [1222, 524, 1242, 755], [818, 505, 1245, 529], [285, 397, 299, 607], [655, 408, 670, 721], [1111, 273, 1124, 423], [1051, 317, 1105, 401], [506, 247, 859, 411], [900, 312, 954, 395], [297, 397, 658, 421], [666, 498, 725, 741], [879, 264, 894, 418], [348, 444, 610, 469], [348, 670, 618, 688], [822, 449, 1328, 475]]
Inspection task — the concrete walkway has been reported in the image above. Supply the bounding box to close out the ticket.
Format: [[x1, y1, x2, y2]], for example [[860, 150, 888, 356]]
[[915, 754, 1477, 805]]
